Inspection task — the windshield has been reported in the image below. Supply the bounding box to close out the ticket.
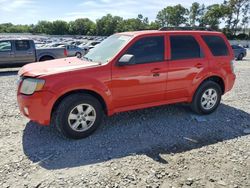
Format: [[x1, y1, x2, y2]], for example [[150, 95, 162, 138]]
[[84, 34, 132, 64]]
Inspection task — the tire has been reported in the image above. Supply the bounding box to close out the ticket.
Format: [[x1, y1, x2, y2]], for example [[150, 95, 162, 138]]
[[39, 56, 54, 62], [75, 52, 82, 58], [191, 81, 222, 115], [54, 93, 104, 139], [237, 53, 244, 61]]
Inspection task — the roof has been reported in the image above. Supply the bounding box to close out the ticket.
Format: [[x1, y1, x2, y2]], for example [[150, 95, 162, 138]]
[[119, 30, 222, 36]]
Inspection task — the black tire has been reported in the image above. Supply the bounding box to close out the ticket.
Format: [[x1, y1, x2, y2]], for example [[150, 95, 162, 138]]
[[191, 81, 222, 115], [39, 56, 54, 62], [75, 52, 82, 58], [54, 93, 104, 139], [237, 53, 244, 61]]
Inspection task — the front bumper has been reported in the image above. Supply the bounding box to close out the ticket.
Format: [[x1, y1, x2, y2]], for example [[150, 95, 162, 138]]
[[17, 90, 55, 125]]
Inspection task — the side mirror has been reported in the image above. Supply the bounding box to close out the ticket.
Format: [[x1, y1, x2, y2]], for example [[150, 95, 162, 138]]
[[118, 54, 135, 66]]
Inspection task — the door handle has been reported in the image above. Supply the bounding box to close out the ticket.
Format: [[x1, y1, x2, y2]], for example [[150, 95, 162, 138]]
[[151, 68, 161, 77], [27, 52, 33, 55], [151, 68, 161, 73], [9, 52, 14, 56], [195, 63, 203, 69]]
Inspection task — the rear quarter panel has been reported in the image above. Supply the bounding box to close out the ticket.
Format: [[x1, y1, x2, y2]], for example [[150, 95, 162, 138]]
[[191, 33, 235, 96]]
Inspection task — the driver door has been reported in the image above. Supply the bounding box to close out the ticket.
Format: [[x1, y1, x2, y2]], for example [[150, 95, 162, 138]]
[[111, 35, 168, 109]]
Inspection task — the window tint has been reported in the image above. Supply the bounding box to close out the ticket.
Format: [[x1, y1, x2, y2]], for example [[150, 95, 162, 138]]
[[202, 35, 229, 56], [15, 40, 30, 51], [126, 36, 164, 64], [0, 41, 12, 52], [170, 35, 202, 60]]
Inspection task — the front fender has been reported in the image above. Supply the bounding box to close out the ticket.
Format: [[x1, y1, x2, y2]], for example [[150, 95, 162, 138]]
[[44, 73, 112, 114]]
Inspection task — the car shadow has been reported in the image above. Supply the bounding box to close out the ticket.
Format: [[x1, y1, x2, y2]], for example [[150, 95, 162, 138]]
[[22, 103, 250, 170]]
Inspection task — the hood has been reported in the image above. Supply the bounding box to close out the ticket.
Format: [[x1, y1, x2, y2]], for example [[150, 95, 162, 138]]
[[18, 57, 101, 77]]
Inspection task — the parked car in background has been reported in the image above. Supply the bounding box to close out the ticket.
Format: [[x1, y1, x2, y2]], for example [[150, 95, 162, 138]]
[[78, 41, 101, 52], [0, 39, 67, 67], [231, 45, 247, 60], [46, 43, 66, 48], [58, 44, 85, 57], [17, 29, 236, 139]]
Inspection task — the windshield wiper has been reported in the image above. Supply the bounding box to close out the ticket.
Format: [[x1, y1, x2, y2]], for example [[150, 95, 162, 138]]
[[82, 57, 93, 62]]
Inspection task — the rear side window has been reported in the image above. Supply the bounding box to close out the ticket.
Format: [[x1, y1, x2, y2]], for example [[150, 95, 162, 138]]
[[15, 40, 30, 51], [170, 35, 202, 60], [202, 35, 229, 56], [126, 36, 164, 64]]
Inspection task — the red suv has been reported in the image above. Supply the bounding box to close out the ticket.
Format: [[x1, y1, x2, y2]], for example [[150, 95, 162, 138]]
[[17, 29, 236, 139]]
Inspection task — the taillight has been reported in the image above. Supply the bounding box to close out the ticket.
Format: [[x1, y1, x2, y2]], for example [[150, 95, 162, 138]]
[[230, 60, 235, 74], [64, 48, 68, 57]]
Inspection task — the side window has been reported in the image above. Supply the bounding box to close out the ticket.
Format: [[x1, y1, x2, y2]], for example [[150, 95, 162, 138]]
[[126, 36, 164, 64], [0, 41, 12, 52], [170, 35, 202, 60], [15, 40, 30, 51], [202, 35, 229, 56]]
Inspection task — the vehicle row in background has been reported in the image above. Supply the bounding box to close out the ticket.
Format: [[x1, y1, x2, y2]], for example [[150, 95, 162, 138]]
[[0, 34, 104, 67], [0, 39, 67, 67]]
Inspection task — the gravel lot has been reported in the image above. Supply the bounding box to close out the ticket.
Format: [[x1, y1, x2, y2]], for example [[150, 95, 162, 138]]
[[0, 52, 250, 188]]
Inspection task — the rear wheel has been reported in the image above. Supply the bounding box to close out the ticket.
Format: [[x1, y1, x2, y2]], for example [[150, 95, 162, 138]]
[[237, 53, 244, 61], [39, 56, 54, 62], [54, 94, 104, 139], [75, 52, 82, 58], [191, 81, 222, 114]]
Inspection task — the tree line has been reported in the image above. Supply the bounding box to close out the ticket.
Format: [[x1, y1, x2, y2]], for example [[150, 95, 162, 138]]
[[0, 0, 249, 39]]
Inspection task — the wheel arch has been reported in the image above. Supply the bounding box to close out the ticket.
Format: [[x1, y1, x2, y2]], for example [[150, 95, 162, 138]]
[[191, 75, 225, 102], [39, 55, 54, 61], [51, 89, 108, 118]]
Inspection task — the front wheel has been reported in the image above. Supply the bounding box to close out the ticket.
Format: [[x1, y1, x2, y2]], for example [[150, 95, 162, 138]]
[[54, 94, 104, 139], [191, 81, 222, 115]]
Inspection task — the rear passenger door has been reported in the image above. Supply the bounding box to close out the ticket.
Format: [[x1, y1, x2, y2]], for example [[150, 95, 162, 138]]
[[166, 34, 208, 101], [14, 40, 36, 65]]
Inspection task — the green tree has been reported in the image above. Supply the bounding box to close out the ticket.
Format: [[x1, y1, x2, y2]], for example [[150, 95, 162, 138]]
[[199, 4, 227, 29], [51, 20, 69, 35], [96, 14, 123, 36], [189, 2, 200, 26], [223, 0, 250, 34], [68, 18, 95, 35], [156, 4, 189, 27], [240, 2, 250, 34], [118, 14, 150, 32], [33, 21, 53, 34]]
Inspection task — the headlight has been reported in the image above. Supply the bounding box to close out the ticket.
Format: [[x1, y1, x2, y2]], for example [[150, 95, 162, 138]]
[[20, 78, 45, 95]]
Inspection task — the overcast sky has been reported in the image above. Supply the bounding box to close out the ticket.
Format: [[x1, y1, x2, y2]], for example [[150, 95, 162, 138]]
[[0, 0, 225, 24]]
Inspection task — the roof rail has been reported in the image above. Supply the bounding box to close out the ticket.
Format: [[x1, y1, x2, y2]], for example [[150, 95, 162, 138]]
[[159, 26, 214, 31]]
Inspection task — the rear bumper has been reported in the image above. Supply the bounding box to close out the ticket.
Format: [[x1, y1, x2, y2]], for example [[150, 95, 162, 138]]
[[225, 73, 236, 93], [17, 90, 55, 125]]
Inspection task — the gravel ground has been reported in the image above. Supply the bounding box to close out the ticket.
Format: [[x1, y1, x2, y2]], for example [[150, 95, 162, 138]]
[[0, 52, 250, 188]]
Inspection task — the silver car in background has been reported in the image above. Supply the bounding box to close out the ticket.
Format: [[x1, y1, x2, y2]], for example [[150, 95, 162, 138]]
[[231, 45, 247, 60], [58, 44, 85, 57]]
